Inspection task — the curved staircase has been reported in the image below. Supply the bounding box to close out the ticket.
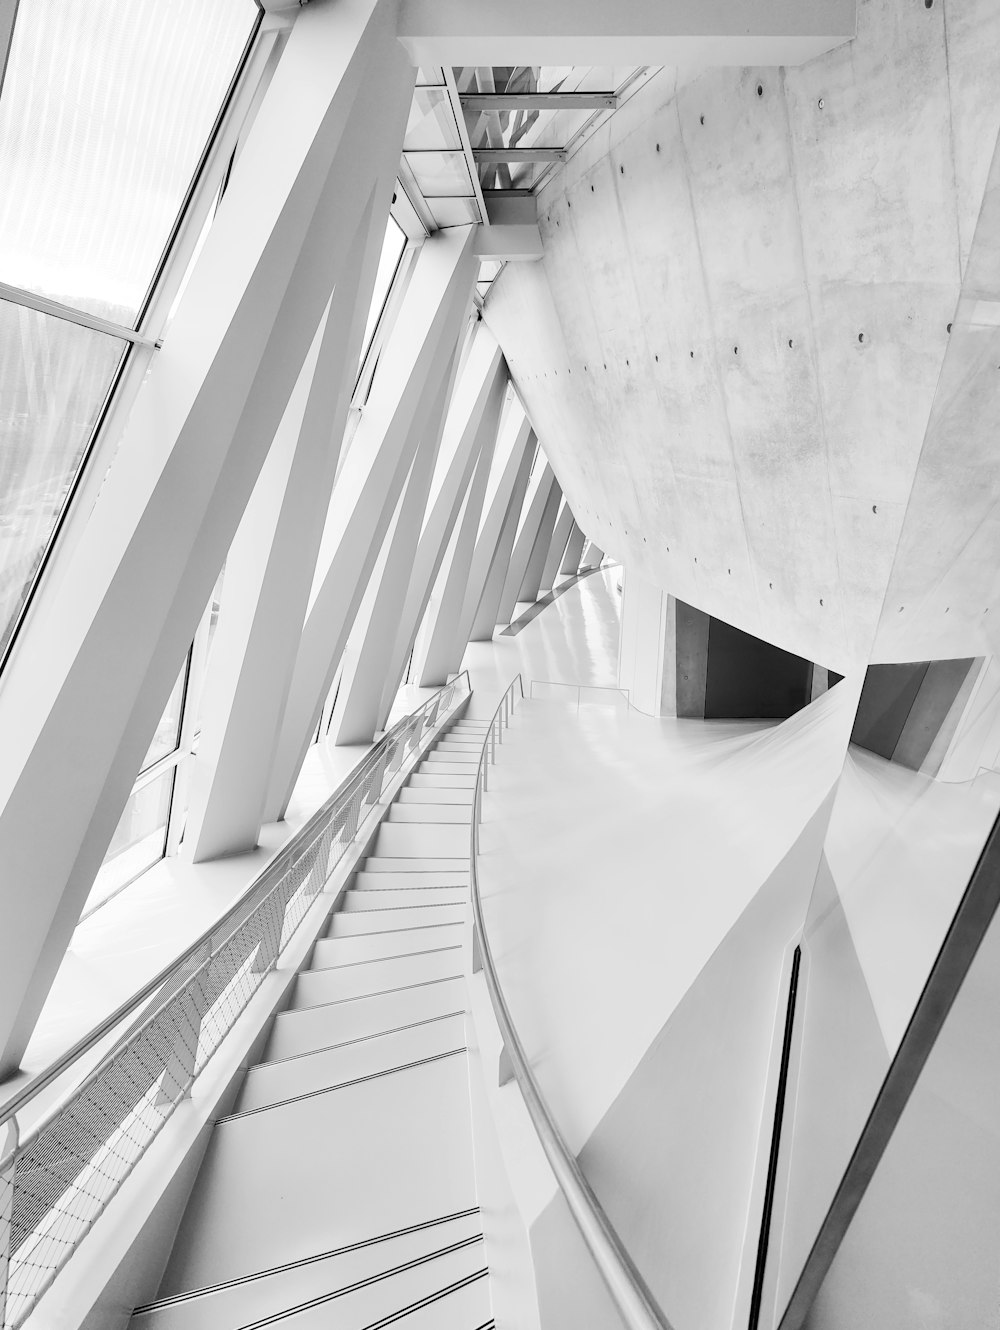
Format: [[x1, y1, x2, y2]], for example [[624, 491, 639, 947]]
[[130, 717, 495, 1330]]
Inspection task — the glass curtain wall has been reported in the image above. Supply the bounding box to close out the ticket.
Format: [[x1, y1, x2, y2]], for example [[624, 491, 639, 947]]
[[0, 0, 259, 666]]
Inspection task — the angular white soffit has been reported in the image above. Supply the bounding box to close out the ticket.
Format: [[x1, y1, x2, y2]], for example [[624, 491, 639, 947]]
[[396, 0, 857, 66]]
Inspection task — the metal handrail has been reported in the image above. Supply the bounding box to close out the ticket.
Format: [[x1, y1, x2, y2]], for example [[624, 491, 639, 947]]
[[0, 672, 470, 1330], [528, 679, 631, 710], [468, 676, 674, 1330], [0, 671, 468, 1133]]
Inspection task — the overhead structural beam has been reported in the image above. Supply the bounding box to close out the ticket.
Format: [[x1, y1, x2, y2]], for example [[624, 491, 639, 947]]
[[396, 0, 857, 66], [461, 92, 617, 111], [473, 148, 567, 163]]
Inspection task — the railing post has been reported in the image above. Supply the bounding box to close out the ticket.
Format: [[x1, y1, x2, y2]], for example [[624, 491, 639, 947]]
[[0, 1117, 17, 1330]]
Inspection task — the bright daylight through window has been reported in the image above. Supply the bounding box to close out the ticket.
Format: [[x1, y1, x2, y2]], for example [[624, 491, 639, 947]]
[[0, 0, 258, 662]]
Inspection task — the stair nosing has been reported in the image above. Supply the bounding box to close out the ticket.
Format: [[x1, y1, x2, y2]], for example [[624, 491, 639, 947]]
[[130, 1210, 481, 1314], [274, 973, 464, 1016], [253, 1011, 466, 1070], [219, 1047, 468, 1122], [307, 944, 461, 969]]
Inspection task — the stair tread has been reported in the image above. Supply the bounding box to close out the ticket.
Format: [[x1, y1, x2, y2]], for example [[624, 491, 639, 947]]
[[409, 772, 477, 788], [363, 856, 468, 872], [328, 905, 465, 935], [237, 1013, 467, 1113], [341, 887, 467, 912], [293, 948, 462, 1007], [317, 922, 461, 956], [266, 976, 466, 1061], [388, 804, 471, 824], [399, 786, 474, 804], [352, 871, 468, 890], [158, 1057, 477, 1294], [133, 1215, 482, 1330]]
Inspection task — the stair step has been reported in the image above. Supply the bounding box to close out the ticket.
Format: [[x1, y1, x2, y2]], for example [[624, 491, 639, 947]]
[[363, 856, 470, 873], [192, 1248, 490, 1330], [131, 1214, 482, 1330], [424, 750, 479, 764], [372, 822, 468, 858], [266, 977, 466, 1061], [315, 922, 461, 963], [352, 871, 468, 891], [293, 948, 462, 1008], [417, 760, 480, 777], [237, 1012, 467, 1113], [399, 786, 473, 805], [156, 1056, 478, 1294], [408, 772, 477, 790], [387, 803, 470, 824], [340, 887, 467, 912], [327, 905, 466, 938], [436, 739, 485, 750]]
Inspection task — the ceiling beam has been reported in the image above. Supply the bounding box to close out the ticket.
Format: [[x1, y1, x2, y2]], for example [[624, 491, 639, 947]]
[[473, 147, 567, 162], [461, 92, 617, 111], [396, 0, 857, 67]]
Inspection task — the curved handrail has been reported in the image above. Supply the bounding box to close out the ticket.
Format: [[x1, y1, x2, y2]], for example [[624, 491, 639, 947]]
[[0, 671, 470, 1130], [469, 675, 675, 1330]]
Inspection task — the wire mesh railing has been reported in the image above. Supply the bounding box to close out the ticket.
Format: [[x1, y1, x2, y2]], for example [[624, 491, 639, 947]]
[[469, 676, 674, 1330], [0, 673, 470, 1329]]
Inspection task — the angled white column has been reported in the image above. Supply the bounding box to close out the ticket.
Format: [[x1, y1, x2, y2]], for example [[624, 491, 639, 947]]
[[469, 436, 536, 641], [182, 188, 397, 863], [414, 394, 508, 687], [494, 460, 555, 626], [582, 540, 606, 567], [517, 474, 562, 603], [0, 0, 413, 1076], [374, 329, 508, 727], [265, 226, 479, 819], [327, 333, 466, 746], [560, 521, 587, 577], [539, 501, 575, 594]]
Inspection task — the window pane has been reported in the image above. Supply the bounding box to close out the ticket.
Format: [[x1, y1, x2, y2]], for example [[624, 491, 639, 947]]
[[404, 150, 474, 197], [0, 300, 126, 659], [359, 217, 407, 371], [405, 88, 462, 151], [142, 658, 189, 771], [0, 0, 258, 323], [428, 197, 482, 227], [86, 767, 174, 916]]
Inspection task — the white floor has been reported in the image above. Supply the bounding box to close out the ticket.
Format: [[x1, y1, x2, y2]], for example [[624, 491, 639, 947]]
[[475, 661, 858, 1154]]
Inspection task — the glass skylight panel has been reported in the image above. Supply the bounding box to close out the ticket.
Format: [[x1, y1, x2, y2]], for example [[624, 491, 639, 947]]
[[0, 300, 125, 659], [405, 88, 463, 152], [0, 0, 257, 325], [427, 197, 481, 228], [405, 150, 475, 198]]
